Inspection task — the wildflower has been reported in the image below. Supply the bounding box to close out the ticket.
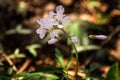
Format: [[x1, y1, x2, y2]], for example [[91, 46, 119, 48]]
[[56, 5, 65, 21], [71, 37, 78, 44], [48, 5, 71, 29], [36, 5, 71, 44], [36, 18, 57, 39], [55, 5, 71, 28]]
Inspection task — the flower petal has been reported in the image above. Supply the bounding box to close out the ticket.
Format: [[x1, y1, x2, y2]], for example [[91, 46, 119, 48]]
[[49, 11, 55, 18], [63, 16, 71, 24], [36, 28, 41, 34], [39, 29, 47, 39], [50, 30, 58, 39], [48, 38, 58, 44], [95, 35, 107, 40], [56, 5, 64, 14], [37, 19, 44, 27], [42, 18, 57, 29]]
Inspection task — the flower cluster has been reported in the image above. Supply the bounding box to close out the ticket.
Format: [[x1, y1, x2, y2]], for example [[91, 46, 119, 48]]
[[36, 5, 78, 44]]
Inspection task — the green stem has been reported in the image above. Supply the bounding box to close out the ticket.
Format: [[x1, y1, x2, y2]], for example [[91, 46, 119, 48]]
[[61, 29, 79, 79]]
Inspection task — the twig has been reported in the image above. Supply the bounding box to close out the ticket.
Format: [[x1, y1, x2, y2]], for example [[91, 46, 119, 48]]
[[2, 53, 18, 72], [102, 26, 120, 45], [17, 58, 31, 74]]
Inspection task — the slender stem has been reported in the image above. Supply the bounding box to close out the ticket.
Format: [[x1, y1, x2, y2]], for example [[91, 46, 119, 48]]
[[61, 29, 79, 79]]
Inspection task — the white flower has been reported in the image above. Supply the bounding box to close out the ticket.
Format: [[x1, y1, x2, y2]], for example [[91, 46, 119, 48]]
[[71, 37, 78, 44], [56, 5, 65, 21], [55, 5, 71, 29], [48, 5, 71, 29], [37, 18, 57, 29], [56, 5, 64, 14], [36, 5, 71, 44], [36, 17, 57, 39]]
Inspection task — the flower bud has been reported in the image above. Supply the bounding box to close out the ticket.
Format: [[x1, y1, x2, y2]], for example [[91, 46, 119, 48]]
[[71, 37, 78, 44], [89, 35, 107, 40]]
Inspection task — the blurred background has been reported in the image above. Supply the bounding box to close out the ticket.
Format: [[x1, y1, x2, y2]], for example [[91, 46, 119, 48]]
[[0, 0, 120, 79]]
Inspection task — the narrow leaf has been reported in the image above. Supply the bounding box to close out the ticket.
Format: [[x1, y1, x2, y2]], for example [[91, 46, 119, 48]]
[[55, 48, 65, 69], [65, 54, 73, 70]]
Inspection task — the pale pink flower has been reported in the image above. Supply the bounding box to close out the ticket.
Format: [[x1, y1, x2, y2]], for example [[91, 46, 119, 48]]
[[48, 38, 58, 44], [71, 37, 78, 44], [37, 18, 57, 29], [56, 5, 65, 21], [36, 5, 71, 44], [47, 5, 70, 29], [55, 5, 71, 29], [36, 28, 47, 39], [56, 5, 64, 14], [36, 18, 57, 39]]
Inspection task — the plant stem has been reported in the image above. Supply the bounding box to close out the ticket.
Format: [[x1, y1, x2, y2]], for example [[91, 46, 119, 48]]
[[61, 29, 79, 79]]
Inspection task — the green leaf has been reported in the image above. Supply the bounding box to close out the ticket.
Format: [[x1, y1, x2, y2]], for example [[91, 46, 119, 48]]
[[65, 54, 73, 70], [9, 48, 26, 58], [16, 25, 32, 34], [14, 72, 58, 80], [5, 29, 16, 34], [55, 48, 65, 69], [7, 66, 13, 75], [106, 63, 119, 80], [14, 72, 43, 80], [17, 28, 32, 34], [67, 20, 82, 36], [87, 1, 100, 10], [14, 48, 20, 55], [84, 77, 91, 80], [82, 35, 89, 46], [26, 44, 41, 57], [63, 73, 69, 80], [15, 53, 26, 58], [46, 74, 58, 80], [72, 45, 100, 53], [23, 73, 43, 80], [14, 48, 26, 58], [6, 24, 32, 35]]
